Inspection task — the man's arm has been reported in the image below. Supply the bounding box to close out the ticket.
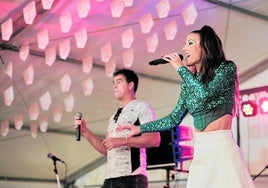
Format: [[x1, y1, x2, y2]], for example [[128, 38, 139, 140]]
[[74, 118, 108, 156], [123, 132, 160, 148], [82, 127, 108, 156], [102, 132, 160, 150]]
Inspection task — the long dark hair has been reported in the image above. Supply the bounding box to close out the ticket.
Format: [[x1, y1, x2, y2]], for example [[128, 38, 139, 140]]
[[192, 25, 240, 116], [192, 25, 226, 84]]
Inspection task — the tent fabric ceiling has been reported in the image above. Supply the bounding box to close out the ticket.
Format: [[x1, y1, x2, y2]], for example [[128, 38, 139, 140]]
[[0, 0, 268, 185]]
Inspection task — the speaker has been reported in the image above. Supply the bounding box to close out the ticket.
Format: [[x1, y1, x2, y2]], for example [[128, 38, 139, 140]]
[[146, 129, 174, 169], [146, 126, 194, 169]]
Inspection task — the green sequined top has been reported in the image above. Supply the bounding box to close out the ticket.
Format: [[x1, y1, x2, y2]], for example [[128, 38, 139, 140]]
[[141, 61, 237, 132]]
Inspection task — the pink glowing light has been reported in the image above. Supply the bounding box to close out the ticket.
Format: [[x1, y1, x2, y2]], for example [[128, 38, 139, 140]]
[[41, 0, 55, 10], [82, 55, 93, 74], [146, 33, 159, 53], [1, 18, 13, 41], [3, 86, 14, 106], [139, 13, 154, 34], [23, 1, 36, 24], [39, 116, 48, 133], [5, 62, 13, 79], [64, 94, 74, 112], [45, 46, 56, 66], [156, 0, 171, 18], [59, 73, 72, 92], [121, 28, 134, 48], [75, 27, 88, 48], [29, 102, 39, 120], [52, 104, 63, 122], [59, 11, 72, 33], [101, 42, 112, 63], [40, 91, 51, 110], [77, 0, 90, 18], [30, 123, 38, 138], [110, 0, 125, 18], [0, 120, 9, 137], [19, 43, 29, 61], [59, 39, 70, 60], [122, 48, 134, 68], [82, 77, 94, 96], [105, 59, 116, 77], [182, 3, 198, 26], [23, 65, 34, 86], [164, 21, 178, 40], [14, 113, 23, 130], [123, 0, 133, 7], [37, 29, 49, 49]]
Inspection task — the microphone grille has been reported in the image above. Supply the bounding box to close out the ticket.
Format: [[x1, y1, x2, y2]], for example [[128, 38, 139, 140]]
[[47, 153, 52, 158], [77, 112, 83, 119]]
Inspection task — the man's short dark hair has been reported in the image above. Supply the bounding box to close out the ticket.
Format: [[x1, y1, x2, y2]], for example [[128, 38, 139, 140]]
[[113, 69, 139, 92]]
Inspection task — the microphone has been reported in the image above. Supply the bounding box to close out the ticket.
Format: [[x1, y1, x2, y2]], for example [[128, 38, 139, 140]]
[[47, 153, 65, 163], [149, 54, 183, 66], [76, 112, 83, 141]]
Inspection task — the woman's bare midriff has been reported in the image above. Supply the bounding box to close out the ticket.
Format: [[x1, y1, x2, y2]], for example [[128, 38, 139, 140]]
[[195, 114, 233, 132]]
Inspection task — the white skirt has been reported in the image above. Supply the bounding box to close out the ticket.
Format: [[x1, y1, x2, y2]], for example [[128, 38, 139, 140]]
[[186, 130, 256, 188]]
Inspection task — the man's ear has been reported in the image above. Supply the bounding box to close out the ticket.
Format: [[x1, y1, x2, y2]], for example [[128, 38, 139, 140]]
[[128, 81, 134, 90]]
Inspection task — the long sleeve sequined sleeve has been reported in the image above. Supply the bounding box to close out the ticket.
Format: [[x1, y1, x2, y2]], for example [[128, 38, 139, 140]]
[[178, 61, 236, 101], [140, 84, 188, 133]]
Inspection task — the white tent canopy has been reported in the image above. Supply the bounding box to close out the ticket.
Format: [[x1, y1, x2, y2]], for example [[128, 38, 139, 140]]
[[0, 0, 267, 187]]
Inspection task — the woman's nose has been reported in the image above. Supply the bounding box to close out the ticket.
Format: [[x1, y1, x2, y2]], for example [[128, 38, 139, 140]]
[[181, 45, 186, 52]]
